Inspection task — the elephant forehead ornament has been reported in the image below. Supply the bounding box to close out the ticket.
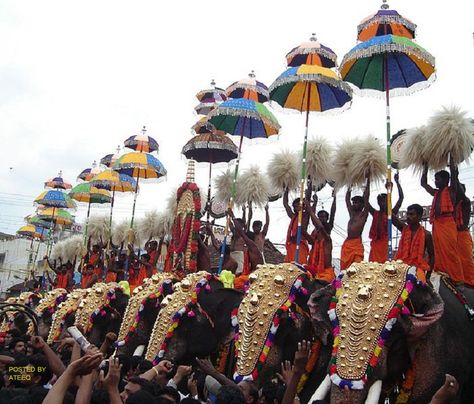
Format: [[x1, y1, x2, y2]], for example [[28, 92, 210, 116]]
[[35, 288, 68, 317], [329, 260, 417, 389], [0, 297, 20, 333], [234, 263, 307, 381], [117, 274, 174, 345], [145, 271, 212, 363], [47, 288, 90, 344], [74, 282, 122, 334]]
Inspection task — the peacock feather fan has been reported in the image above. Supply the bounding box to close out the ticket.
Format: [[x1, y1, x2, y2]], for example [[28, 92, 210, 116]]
[[423, 106, 474, 170], [235, 166, 270, 207], [267, 150, 299, 192]]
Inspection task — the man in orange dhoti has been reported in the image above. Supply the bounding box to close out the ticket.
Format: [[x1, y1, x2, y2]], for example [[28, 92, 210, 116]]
[[368, 193, 388, 263], [455, 183, 474, 286], [392, 175, 434, 282], [421, 164, 464, 283], [283, 189, 309, 263], [305, 201, 335, 282], [340, 178, 370, 270]]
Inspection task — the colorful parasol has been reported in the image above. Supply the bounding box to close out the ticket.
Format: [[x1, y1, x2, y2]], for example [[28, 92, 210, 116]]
[[100, 146, 121, 167], [182, 132, 238, 221], [196, 79, 227, 103], [26, 215, 53, 229], [192, 116, 224, 135], [286, 34, 338, 68], [77, 161, 101, 182], [340, 3, 435, 260], [89, 169, 138, 235], [208, 96, 280, 272], [124, 126, 159, 153], [17, 224, 46, 240], [113, 151, 167, 230], [226, 71, 270, 102], [37, 208, 75, 226], [194, 102, 221, 116], [270, 63, 352, 263], [44, 171, 72, 190], [34, 190, 77, 209], [357, 1, 416, 41]]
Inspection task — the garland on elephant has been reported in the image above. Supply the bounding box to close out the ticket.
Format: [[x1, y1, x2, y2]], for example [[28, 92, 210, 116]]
[[328, 265, 418, 390], [233, 273, 309, 383], [151, 273, 213, 365], [166, 182, 201, 274]]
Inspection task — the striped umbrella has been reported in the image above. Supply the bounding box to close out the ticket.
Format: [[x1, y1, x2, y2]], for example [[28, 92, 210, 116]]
[[44, 171, 72, 190], [26, 215, 53, 229], [226, 71, 270, 102], [286, 34, 338, 68], [17, 224, 46, 240], [37, 208, 75, 226], [124, 126, 159, 153], [100, 146, 121, 167], [113, 151, 167, 230], [269, 64, 352, 263], [340, 33, 435, 259], [77, 161, 102, 182], [196, 79, 227, 102]]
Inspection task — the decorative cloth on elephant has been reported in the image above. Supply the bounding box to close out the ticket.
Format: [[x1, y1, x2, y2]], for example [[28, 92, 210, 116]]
[[340, 237, 364, 270], [116, 274, 173, 346], [328, 261, 417, 390], [395, 226, 430, 283], [369, 211, 388, 263], [218, 270, 235, 288], [457, 231, 474, 286], [233, 263, 310, 382], [284, 215, 309, 263], [145, 271, 213, 364]]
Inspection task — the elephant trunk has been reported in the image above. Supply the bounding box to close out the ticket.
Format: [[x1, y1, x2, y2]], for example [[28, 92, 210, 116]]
[[308, 374, 331, 402], [365, 380, 382, 404]]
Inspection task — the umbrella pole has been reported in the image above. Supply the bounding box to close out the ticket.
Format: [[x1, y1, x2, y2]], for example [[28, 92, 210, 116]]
[[130, 172, 141, 231], [295, 85, 312, 264], [125, 171, 140, 278], [84, 200, 92, 244], [32, 228, 45, 273], [218, 122, 245, 273], [384, 54, 393, 260], [47, 207, 56, 256], [206, 163, 212, 224]]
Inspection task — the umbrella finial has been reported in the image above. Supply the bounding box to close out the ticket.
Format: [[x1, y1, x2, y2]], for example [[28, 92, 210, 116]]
[[92, 160, 97, 168], [58, 170, 63, 177], [310, 33, 317, 41], [142, 125, 147, 135], [210, 79, 216, 87], [381, 0, 389, 9], [186, 160, 196, 183], [248, 70, 256, 78], [116, 145, 121, 154]]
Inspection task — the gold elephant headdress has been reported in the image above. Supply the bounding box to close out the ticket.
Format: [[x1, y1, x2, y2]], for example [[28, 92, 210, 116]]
[[35, 288, 68, 318], [233, 263, 310, 382], [116, 273, 174, 346], [328, 261, 417, 390]]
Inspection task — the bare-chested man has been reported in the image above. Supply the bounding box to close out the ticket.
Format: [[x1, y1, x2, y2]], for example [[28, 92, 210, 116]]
[[250, 204, 269, 256], [340, 177, 370, 270], [283, 189, 310, 263], [368, 192, 388, 263], [305, 200, 335, 282]]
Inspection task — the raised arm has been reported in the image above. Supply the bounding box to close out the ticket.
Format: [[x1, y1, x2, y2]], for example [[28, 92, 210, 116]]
[[421, 164, 436, 196], [393, 172, 404, 215], [363, 176, 371, 213], [262, 204, 270, 236], [247, 201, 253, 230], [449, 159, 459, 204], [328, 190, 337, 231], [206, 224, 220, 251], [304, 201, 330, 242], [345, 186, 353, 215], [283, 188, 293, 218], [425, 231, 435, 271]]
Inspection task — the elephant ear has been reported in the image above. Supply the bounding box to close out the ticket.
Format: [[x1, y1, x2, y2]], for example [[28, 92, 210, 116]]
[[308, 282, 335, 345]]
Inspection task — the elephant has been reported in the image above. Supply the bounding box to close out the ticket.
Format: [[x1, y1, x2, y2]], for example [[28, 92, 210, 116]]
[[116, 273, 175, 356], [34, 288, 68, 339], [145, 271, 244, 372], [308, 262, 474, 404], [0, 292, 43, 335]]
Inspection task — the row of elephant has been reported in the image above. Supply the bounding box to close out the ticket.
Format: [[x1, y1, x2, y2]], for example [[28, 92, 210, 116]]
[[2, 262, 474, 404]]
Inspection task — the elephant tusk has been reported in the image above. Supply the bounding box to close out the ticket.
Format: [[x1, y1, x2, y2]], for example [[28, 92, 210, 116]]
[[308, 374, 331, 402], [133, 345, 145, 357], [365, 380, 382, 404]]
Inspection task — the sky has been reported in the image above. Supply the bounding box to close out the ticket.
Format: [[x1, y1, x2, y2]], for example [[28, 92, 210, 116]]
[[1, 0, 473, 257]]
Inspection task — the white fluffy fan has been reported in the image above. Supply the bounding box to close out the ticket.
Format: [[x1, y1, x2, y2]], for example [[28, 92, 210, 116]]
[[306, 137, 333, 187], [235, 166, 270, 207], [422, 106, 474, 170], [214, 170, 237, 204], [137, 210, 162, 241], [267, 150, 299, 191], [347, 136, 385, 186], [87, 216, 110, 244], [332, 139, 359, 188], [399, 126, 428, 171], [63, 235, 86, 262], [50, 240, 66, 262], [112, 220, 129, 246]]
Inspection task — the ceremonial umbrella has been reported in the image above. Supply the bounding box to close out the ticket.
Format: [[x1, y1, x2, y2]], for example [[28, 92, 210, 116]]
[[226, 71, 269, 102], [69, 183, 112, 240], [37, 208, 75, 226], [44, 172, 72, 190], [195, 81, 227, 115], [208, 97, 280, 271], [192, 116, 224, 135], [340, 30, 435, 259], [100, 147, 121, 168], [34, 190, 77, 209], [17, 224, 46, 240], [26, 215, 52, 229], [124, 126, 159, 153], [182, 132, 238, 221], [269, 64, 352, 263], [77, 162, 101, 182], [286, 34, 338, 68], [113, 151, 167, 231], [89, 170, 138, 234]]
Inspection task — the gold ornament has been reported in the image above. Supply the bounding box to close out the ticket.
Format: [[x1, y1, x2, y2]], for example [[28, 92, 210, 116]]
[[336, 261, 410, 380]]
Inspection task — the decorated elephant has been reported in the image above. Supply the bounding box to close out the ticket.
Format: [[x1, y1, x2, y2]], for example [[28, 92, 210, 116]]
[[34, 288, 68, 338], [145, 271, 243, 369], [0, 291, 43, 335], [308, 261, 474, 404], [74, 282, 129, 347], [116, 273, 175, 356]]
